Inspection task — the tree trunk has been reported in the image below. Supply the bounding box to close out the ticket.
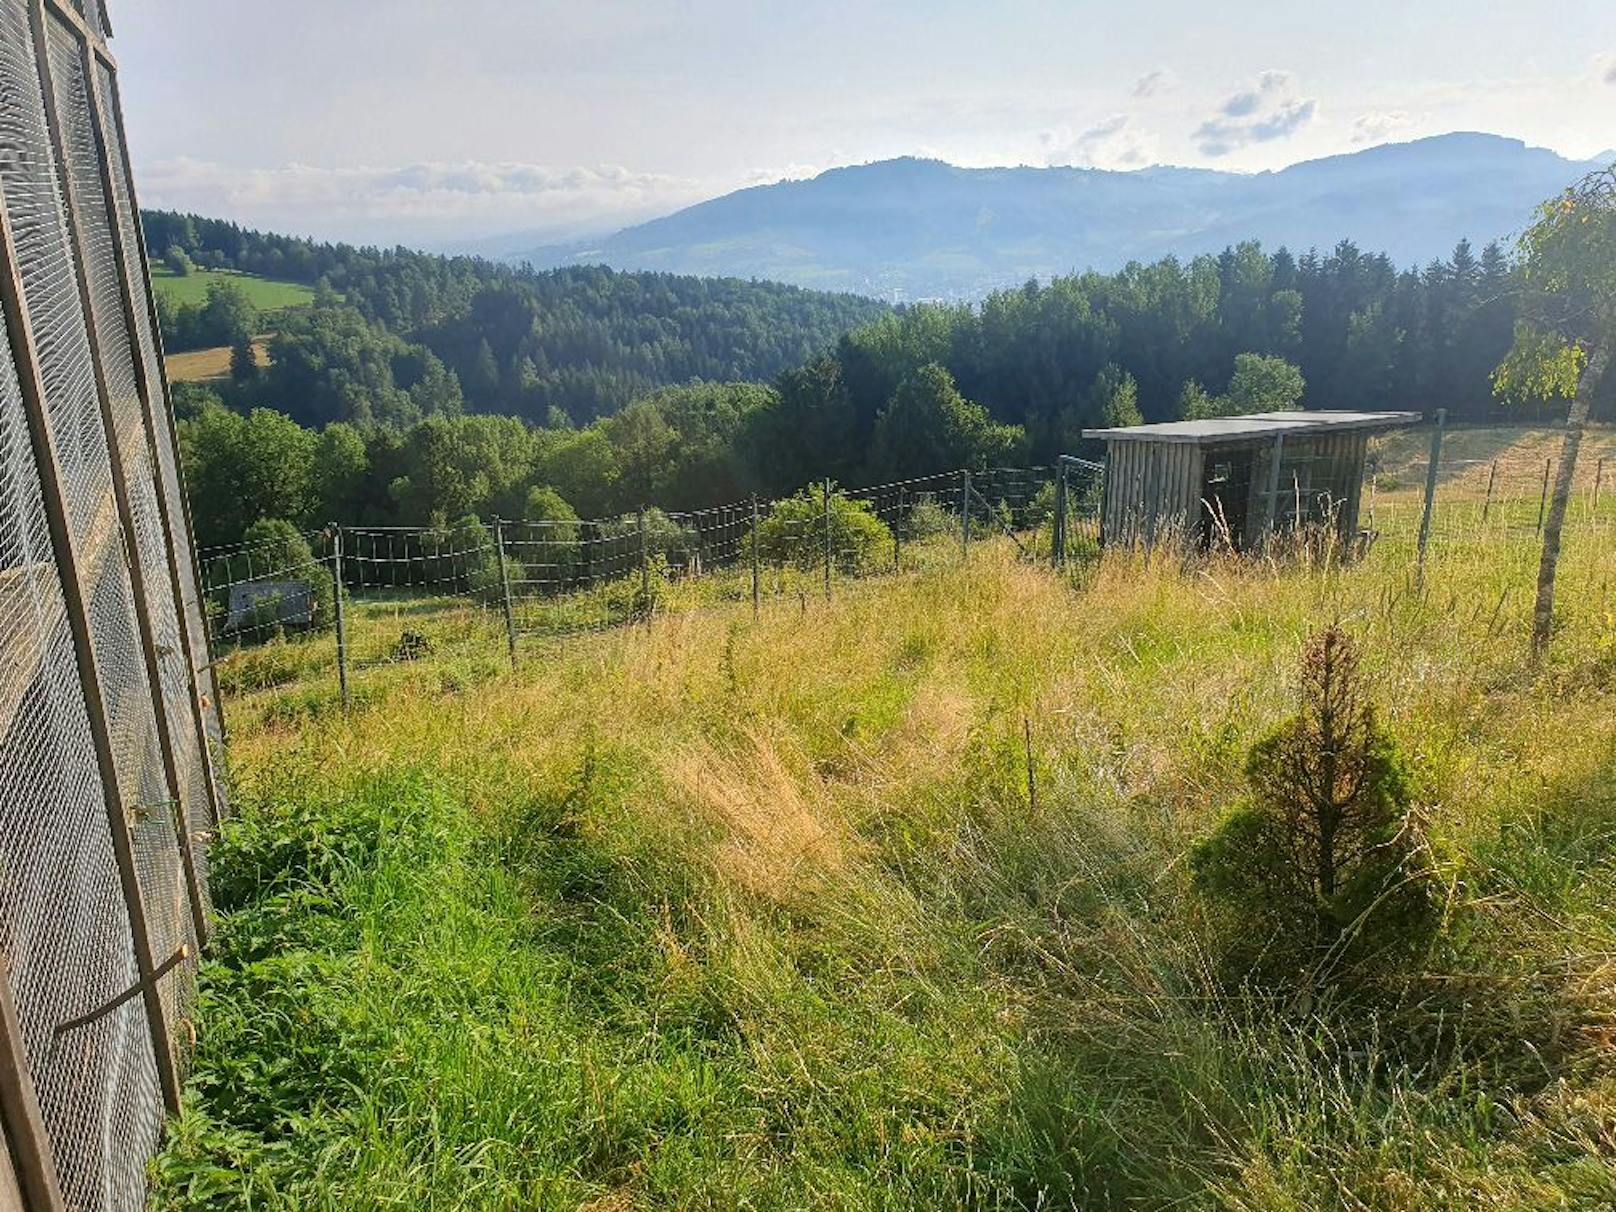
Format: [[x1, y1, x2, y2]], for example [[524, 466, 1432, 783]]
[[1533, 343, 1609, 657]]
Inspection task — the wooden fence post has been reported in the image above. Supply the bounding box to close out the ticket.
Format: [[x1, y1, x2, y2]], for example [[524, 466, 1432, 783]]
[[1594, 457, 1606, 515], [492, 517, 517, 667], [1416, 408, 1445, 576], [1053, 461, 1068, 567], [822, 479, 832, 601], [639, 507, 652, 627], [750, 495, 760, 620], [331, 524, 351, 707], [1481, 459, 1497, 524], [960, 469, 971, 563], [0, 958, 64, 1211], [894, 486, 905, 573]]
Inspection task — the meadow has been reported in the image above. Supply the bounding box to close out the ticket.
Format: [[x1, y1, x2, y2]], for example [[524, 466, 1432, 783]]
[[152, 432, 1616, 1210], [150, 266, 318, 311]]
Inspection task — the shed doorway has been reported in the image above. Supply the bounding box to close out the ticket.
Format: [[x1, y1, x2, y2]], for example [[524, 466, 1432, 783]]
[[1201, 449, 1253, 550]]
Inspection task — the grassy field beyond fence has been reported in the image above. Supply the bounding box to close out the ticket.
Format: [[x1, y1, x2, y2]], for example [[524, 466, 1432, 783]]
[[155, 430, 1616, 1210]]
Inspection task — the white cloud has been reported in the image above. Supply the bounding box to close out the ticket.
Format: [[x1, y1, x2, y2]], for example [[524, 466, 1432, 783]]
[[139, 157, 712, 245], [1194, 70, 1317, 156], [1599, 53, 1616, 84], [1350, 110, 1411, 143], [1042, 113, 1157, 169], [1133, 67, 1174, 98]]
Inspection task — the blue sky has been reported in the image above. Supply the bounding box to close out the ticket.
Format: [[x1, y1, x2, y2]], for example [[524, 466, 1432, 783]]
[[112, 0, 1616, 246]]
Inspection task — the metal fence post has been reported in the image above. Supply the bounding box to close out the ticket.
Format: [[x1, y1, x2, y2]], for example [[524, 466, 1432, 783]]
[[1594, 457, 1606, 514], [1053, 460, 1068, 568], [960, 469, 971, 562], [750, 495, 761, 619], [1481, 459, 1498, 524], [0, 958, 64, 1212], [331, 524, 352, 708], [1537, 457, 1552, 534], [639, 506, 652, 627], [492, 517, 517, 668], [1416, 408, 1445, 574], [0, 191, 182, 1114], [822, 479, 832, 600]]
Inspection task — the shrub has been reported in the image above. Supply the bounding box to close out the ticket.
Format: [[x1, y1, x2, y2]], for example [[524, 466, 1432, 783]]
[[1191, 626, 1440, 987], [211, 518, 335, 639], [753, 484, 892, 573], [899, 492, 956, 543]]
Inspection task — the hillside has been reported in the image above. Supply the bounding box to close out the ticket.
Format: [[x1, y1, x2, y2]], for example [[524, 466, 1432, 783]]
[[518, 133, 1607, 300], [153, 471, 1616, 1208], [142, 210, 890, 424]]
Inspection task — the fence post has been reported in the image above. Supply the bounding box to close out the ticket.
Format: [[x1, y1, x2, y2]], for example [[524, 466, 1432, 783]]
[[331, 524, 352, 709], [1481, 459, 1498, 523], [894, 486, 905, 572], [639, 506, 652, 627], [0, 958, 64, 1212], [0, 191, 183, 1114], [750, 495, 761, 620], [1416, 407, 1445, 575], [822, 479, 833, 601], [492, 517, 517, 669], [1053, 461, 1068, 568], [960, 469, 971, 563], [1537, 457, 1552, 534], [1594, 457, 1606, 514]]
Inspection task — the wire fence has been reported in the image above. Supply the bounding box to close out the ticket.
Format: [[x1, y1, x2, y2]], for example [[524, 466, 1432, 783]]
[[0, 4, 227, 1211], [197, 428, 1616, 720], [197, 465, 1091, 707]]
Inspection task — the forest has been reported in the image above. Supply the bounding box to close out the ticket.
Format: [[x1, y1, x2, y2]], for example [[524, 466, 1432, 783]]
[[156, 210, 1599, 548], [144, 210, 890, 424]]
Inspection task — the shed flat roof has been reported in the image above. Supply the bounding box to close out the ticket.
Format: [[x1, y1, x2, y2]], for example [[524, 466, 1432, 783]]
[[1082, 409, 1422, 445]]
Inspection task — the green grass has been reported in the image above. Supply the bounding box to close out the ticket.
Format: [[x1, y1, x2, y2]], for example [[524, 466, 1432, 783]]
[[150, 266, 317, 312], [153, 508, 1616, 1209]]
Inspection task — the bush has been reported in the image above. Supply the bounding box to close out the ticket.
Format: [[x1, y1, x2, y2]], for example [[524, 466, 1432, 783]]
[[753, 484, 892, 573], [899, 492, 956, 542], [425, 515, 501, 601], [1191, 626, 1440, 988], [211, 519, 335, 640]]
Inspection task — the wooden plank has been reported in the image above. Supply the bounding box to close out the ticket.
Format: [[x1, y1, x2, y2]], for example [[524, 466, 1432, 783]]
[[0, 958, 64, 1212]]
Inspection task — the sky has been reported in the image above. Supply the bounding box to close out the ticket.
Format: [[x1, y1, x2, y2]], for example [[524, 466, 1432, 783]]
[[111, 0, 1616, 249]]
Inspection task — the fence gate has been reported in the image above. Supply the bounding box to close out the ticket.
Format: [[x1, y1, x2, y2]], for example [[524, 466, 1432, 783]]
[[0, 2, 223, 1209]]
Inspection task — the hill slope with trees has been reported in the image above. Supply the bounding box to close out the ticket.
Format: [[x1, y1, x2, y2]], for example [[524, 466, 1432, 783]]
[[143, 210, 890, 426]]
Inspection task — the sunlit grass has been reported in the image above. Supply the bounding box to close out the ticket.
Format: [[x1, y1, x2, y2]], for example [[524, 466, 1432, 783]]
[[155, 513, 1616, 1209]]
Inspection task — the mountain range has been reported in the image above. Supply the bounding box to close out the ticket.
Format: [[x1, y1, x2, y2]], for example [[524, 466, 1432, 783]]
[[510, 133, 1612, 302]]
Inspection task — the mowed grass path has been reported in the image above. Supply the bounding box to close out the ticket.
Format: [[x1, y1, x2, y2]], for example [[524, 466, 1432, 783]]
[[154, 520, 1616, 1208]]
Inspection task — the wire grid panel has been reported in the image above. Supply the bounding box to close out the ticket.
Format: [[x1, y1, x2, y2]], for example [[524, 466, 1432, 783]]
[[0, 238, 159, 1212], [47, 21, 212, 924]]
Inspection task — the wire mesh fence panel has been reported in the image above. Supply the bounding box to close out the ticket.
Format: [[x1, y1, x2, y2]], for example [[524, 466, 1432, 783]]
[[91, 54, 225, 805], [0, 22, 162, 1204]]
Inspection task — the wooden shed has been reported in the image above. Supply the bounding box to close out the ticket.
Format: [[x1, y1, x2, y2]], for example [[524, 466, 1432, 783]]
[[1082, 410, 1420, 550]]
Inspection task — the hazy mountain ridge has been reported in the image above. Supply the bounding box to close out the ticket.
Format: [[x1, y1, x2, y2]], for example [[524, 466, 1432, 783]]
[[512, 134, 1610, 301]]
